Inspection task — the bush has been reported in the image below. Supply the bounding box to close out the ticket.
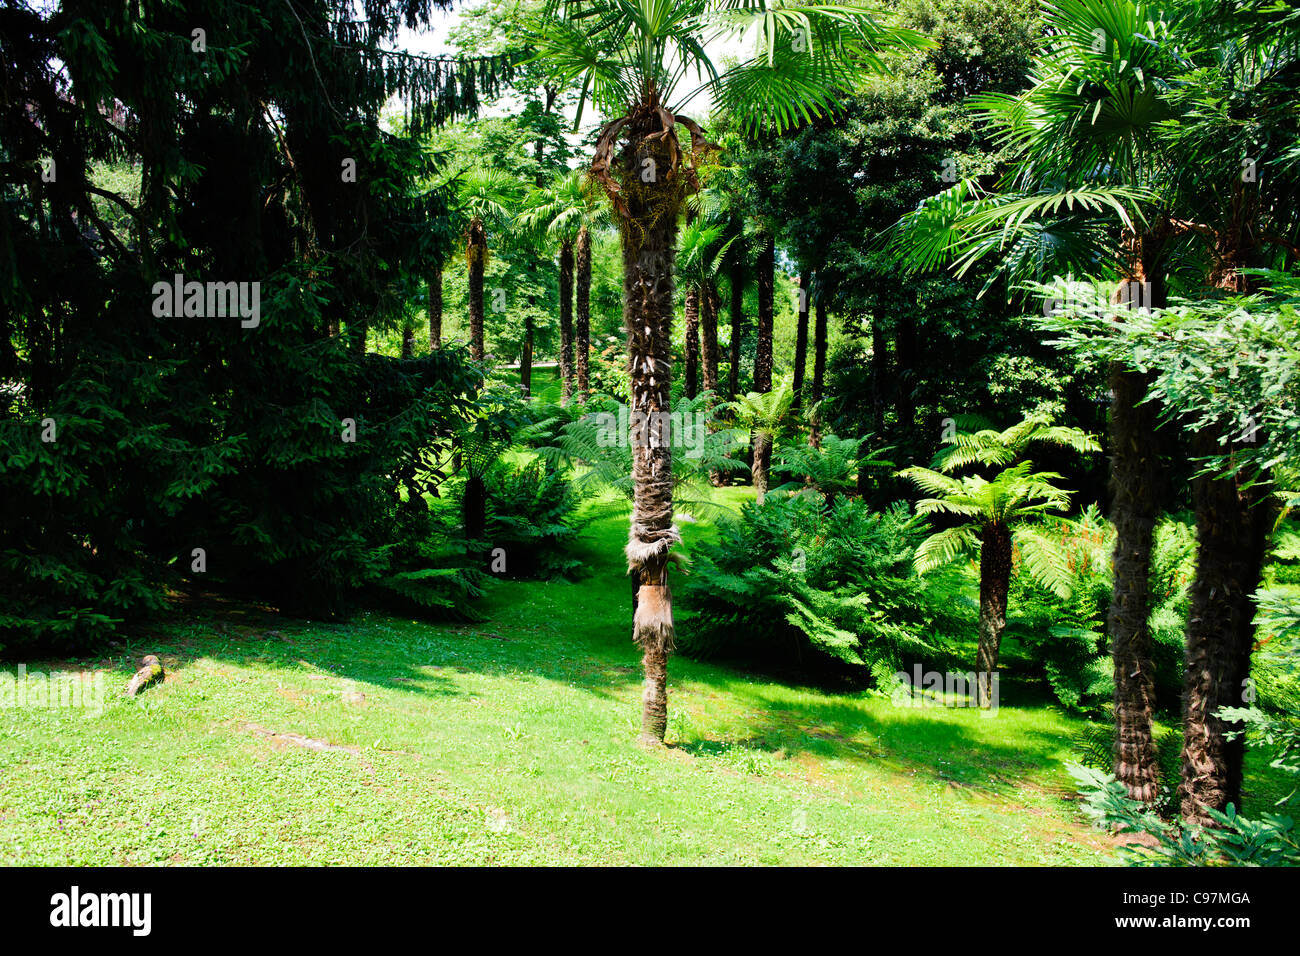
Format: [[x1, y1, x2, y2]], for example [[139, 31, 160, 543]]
[[679, 495, 958, 683], [477, 460, 586, 579]]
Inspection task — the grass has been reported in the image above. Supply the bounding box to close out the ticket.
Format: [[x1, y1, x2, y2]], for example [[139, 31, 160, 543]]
[[1, 487, 1282, 865]]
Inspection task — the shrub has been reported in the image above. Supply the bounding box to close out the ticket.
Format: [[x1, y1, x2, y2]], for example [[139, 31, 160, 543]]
[[477, 460, 585, 579], [679, 495, 957, 684]]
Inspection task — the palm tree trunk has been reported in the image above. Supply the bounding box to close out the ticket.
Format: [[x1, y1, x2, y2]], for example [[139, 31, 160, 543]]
[[754, 234, 775, 393], [752, 430, 772, 504], [1108, 364, 1164, 802], [793, 268, 810, 408], [575, 225, 592, 399], [559, 239, 575, 403], [684, 285, 700, 398], [728, 257, 744, 399], [1109, 247, 1169, 803], [976, 521, 1012, 707], [467, 217, 487, 362], [428, 265, 443, 349], [701, 281, 720, 396], [620, 118, 682, 745], [1179, 433, 1274, 824]]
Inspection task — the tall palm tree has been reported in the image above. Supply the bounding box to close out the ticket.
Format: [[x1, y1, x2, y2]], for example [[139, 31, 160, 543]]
[[901, 413, 1099, 704], [518, 170, 606, 401], [530, 0, 926, 743], [457, 167, 522, 362], [888, 0, 1187, 801]]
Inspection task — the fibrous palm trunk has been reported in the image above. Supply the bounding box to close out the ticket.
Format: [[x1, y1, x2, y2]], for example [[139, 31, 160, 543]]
[[1109, 251, 1168, 802], [467, 217, 487, 362], [976, 521, 1012, 707], [811, 293, 828, 448], [428, 265, 443, 349], [1110, 364, 1163, 803], [1179, 435, 1274, 825], [559, 239, 575, 403], [793, 268, 810, 408], [752, 430, 772, 504], [575, 225, 592, 398], [684, 285, 700, 398], [619, 113, 683, 745]]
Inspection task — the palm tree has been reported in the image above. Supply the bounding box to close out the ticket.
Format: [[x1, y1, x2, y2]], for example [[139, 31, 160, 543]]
[[729, 375, 795, 504], [901, 460, 1075, 707], [753, 233, 776, 392], [900, 413, 1099, 705], [457, 167, 522, 363], [518, 170, 606, 401], [530, 0, 924, 743], [887, 0, 1187, 801]]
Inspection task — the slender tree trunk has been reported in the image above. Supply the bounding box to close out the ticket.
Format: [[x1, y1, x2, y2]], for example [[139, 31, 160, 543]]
[[754, 235, 775, 393], [1179, 435, 1274, 825], [467, 217, 487, 362], [896, 311, 917, 437], [870, 317, 887, 437], [401, 318, 416, 358], [810, 293, 828, 448], [792, 268, 810, 408], [728, 258, 744, 399], [559, 239, 574, 403], [520, 315, 534, 397], [575, 225, 592, 398], [684, 285, 700, 398], [619, 114, 682, 745], [428, 265, 443, 349], [976, 521, 1012, 707], [701, 281, 720, 397]]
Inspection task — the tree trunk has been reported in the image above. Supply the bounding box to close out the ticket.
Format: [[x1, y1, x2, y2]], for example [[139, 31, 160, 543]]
[[1179, 434, 1274, 825], [619, 113, 682, 745], [401, 317, 415, 358], [792, 268, 810, 408], [464, 474, 486, 544], [701, 281, 720, 397], [1109, 363, 1164, 803], [559, 239, 574, 403], [428, 265, 443, 349], [520, 315, 533, 397], [752, 430, 772, 504], [870, 317, 887, 437], [684, 285, 700, 398], [810, 293, 828, 448], [754, 234, 775, 393], [467, 216, 487, 362], [728, 257, 744, 399], [1106, 362, 1169, 806], [976, 521, 1012, 707], [575, 225, 592, 398], [896, 310, 917, 438]]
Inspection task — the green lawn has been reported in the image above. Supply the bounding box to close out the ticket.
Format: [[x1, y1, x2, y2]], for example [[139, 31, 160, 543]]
[[2, 488, 1246, 866]]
